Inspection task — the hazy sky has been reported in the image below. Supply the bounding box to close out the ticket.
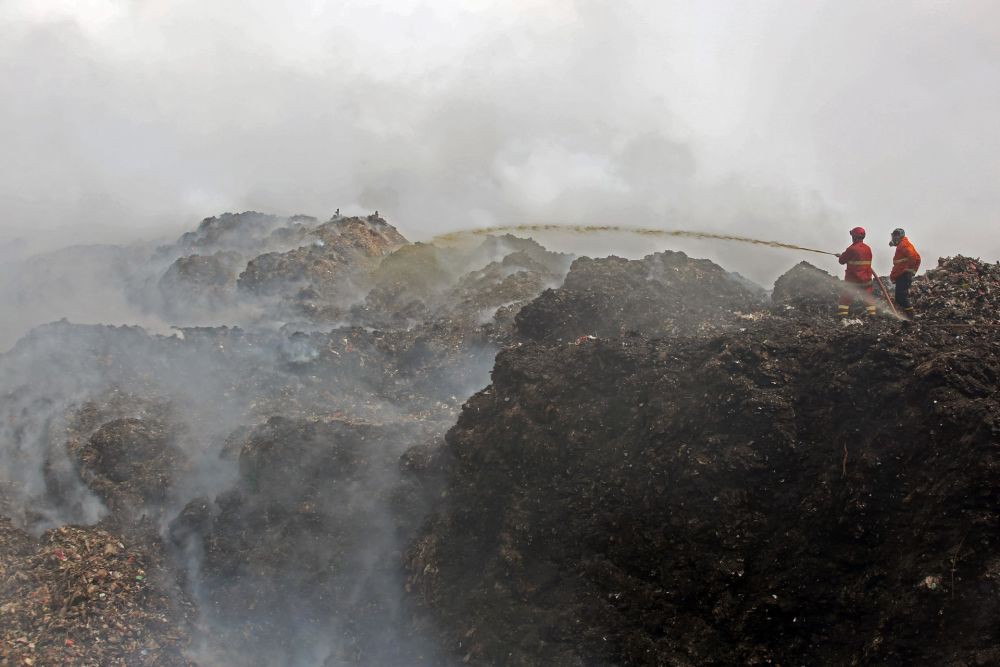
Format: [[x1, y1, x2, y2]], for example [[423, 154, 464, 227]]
[[2, 0, 998, 273]]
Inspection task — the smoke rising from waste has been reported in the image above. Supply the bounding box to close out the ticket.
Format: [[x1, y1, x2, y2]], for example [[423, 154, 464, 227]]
[[2, 1, 998, 271]]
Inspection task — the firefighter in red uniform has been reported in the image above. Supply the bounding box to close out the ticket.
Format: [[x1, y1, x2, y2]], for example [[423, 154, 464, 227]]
[[889, 228, 921, 319], [836, 227, 876, 318]]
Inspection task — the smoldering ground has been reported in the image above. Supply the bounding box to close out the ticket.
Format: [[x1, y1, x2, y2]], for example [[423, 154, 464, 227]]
[[0, 326, 461, 664], [0, 211, 569, 665]]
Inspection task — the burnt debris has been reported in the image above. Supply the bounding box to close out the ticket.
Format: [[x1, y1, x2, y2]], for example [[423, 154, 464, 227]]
[[2, 213, 998, 665]]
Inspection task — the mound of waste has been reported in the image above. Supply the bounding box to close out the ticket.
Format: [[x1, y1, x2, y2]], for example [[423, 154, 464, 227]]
[[69, 410, 190, 522], [155, 213, 409, 324], [355, 235, 571, 333], [911, 255, 1000, 324], [158, 251, 245, 316], [169, 417, 443, 666], [771, 260, 841, 314], [1, 217, 568, 664], [0, 518, 194, 666], [237, 215, 406, 299], [514, 250, 765, 342], [5, 199, 999, 667], [410, 258, 1000, 665], [170, 211, 308, 254]]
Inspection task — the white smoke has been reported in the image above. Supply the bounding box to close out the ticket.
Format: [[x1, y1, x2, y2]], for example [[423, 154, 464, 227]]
[[2, 0, 996, 297]]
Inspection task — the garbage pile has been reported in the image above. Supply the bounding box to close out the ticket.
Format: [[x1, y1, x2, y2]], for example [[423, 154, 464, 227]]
[[911, 255, 1000, 324], [410, 312, 1000, 665], [169, 417, 442, 666], [0, 518, 194, 666], [152, 214, 409, 326], [355, 235, 571, 334], [154, 213, 320, 316], [357, 243, 459, 326], [72, 414, 189, 518], [4, 208, 999, 667], [442, 250, 570, 334], [771, 260, 842, 314], [1, 320, 477, 664], [236, 216, 406, 302], [514, 250, 766, 342], [157, 251, 245, 316], [169, 212, 304, 254]]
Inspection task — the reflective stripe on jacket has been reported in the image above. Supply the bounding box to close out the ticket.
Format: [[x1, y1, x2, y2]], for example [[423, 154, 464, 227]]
[[839, 241, 874, 283], [890, 236, 921, 281]]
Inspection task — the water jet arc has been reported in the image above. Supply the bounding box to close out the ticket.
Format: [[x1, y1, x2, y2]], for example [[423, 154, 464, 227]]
[[431, 224, 839, 257]]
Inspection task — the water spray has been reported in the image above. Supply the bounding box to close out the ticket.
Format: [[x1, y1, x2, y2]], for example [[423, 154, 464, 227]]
[[431, 223, 841, 257]]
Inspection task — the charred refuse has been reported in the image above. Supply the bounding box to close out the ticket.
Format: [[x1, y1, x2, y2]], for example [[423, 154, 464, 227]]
[[1, 211, 998, 666]]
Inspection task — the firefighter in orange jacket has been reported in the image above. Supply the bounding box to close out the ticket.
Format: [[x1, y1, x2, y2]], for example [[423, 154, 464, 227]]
[[836, 227, 876, 318], [889, 228, 921, 319]]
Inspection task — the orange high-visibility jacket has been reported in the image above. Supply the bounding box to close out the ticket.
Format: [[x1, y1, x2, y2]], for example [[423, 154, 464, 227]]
[[839, 241, 873, 283], [890, 236, 921, 281]]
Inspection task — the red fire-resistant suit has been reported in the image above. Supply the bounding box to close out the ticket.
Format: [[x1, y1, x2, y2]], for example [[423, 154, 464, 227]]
[[838, 240, 874, 315], [839, 240, 874, 283]]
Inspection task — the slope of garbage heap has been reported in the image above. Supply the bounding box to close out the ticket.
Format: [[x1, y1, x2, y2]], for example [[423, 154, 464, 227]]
[[154, 211, 570, 331], [3, 207, 998, 667], [0, 213, 573, 665], [0, 518, 194, 666], [408, 256, 1000, 666], [514, 250, 766, 342], [356, 235, 571, 336], [168, 417, 444, 666], [770, 260, 842, 315], [158, 212, 408, 321], [911, 255, 1000, 324]]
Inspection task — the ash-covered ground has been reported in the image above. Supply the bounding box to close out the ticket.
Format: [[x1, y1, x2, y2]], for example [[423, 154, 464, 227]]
[[1, 212, 998, 666]]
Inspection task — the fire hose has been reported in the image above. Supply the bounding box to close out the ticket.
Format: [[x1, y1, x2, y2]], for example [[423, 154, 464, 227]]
[[872, 273, 901, 318]]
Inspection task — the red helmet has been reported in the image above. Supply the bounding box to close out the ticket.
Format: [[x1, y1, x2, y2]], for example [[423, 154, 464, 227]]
[[850, 227, 866, 239]]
